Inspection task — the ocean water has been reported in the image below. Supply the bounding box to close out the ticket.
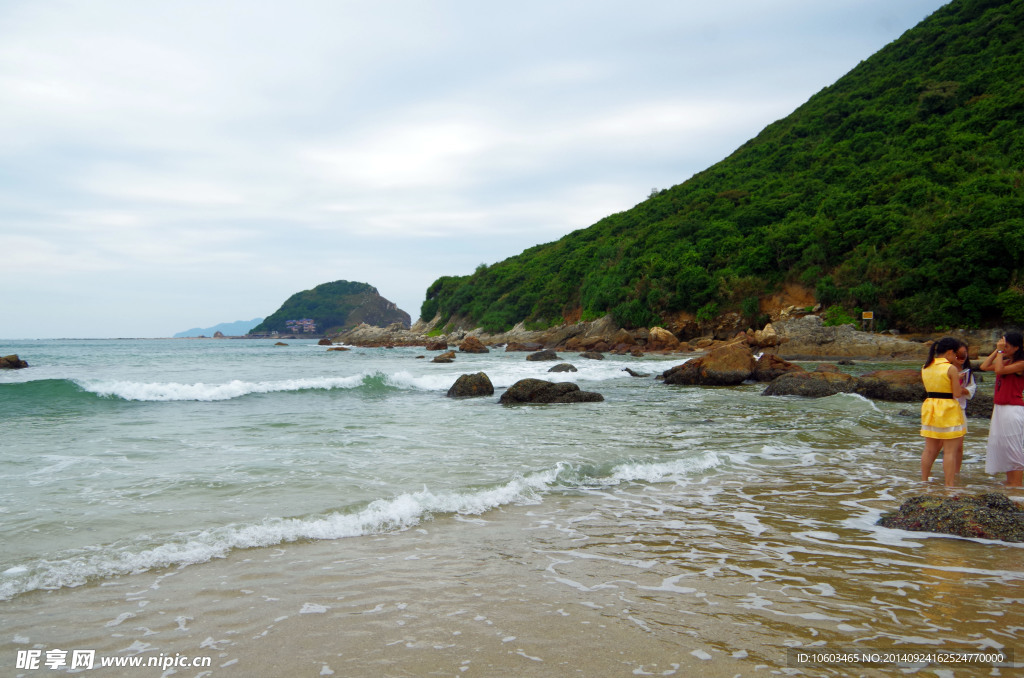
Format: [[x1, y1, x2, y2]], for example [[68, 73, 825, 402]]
[[1, 338, 1022, 676]]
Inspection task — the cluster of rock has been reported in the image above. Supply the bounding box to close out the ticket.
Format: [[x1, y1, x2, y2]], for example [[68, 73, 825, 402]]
[[328, 313, 933, 360], [657, 339, 993, 415], [445, 372, 603, 404], [877, 494, 1024, 542], [1, 354, 28, 369]]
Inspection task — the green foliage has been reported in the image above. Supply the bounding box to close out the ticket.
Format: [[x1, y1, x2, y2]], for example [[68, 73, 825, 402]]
[[997, 289, 1024, 325], [419, 0, 1024, 332], [822, 305, 858, 327], [695, 302, 719, 324]]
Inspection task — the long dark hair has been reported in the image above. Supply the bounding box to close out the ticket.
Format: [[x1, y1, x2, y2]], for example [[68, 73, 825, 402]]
[[1004, 331, 1024, 363], [924, 336, 962, 368]]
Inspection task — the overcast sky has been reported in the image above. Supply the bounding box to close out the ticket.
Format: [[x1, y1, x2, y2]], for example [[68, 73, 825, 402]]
[[1, 0, 949, 339]]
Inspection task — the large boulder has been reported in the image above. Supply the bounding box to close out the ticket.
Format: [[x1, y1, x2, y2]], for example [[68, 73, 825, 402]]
[[447, 372, 494, 398], [1, 354, 28, 369], [548, 363, 578, 373], [499, 379, 604, 404], [459, 336, 490, 353], [877, 493, 1024, 542], [646, 327, 680, 351], [771, 315, 927, 359], [761, 371, 860, 397], [855, 369, 925, 402], [662, 341, 756, 386], [432, 350, 456, 363], [425, 339, 448, 351], [506, 342, 544, 352], [751, 354, 804, 382]]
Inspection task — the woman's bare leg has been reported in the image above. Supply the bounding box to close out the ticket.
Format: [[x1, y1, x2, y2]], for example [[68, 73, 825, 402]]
[[921, 438, 943, 481]]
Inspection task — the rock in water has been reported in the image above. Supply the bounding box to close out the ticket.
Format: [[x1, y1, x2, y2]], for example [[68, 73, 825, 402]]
[[447, 372, 494, 398], [499, 379, 603, 404], [662, 342, 755, 386], [459, 336, 490, 353], [1, 354, 29, 369], [548, 363, 578, 373], [877, 494, 1024, 542], [526, 349, 559, 361]]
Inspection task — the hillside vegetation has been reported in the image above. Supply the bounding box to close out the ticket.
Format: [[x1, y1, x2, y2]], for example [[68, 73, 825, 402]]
[[421, 0, 1024, 333], [251, 280, 410, 335]]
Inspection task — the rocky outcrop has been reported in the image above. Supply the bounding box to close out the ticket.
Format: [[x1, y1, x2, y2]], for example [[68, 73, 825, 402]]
[[877, 494, 1024, 542], [646, 327, 680, 351], [318, 337, 333, 346], [854, 369, 925, 401], [432, 351, 456, 363], [761, 371, 860, 398], [447, 372, 494, 398], [425, 339, 448, 351], [506, 342, 543, 352], [662, 341, 757, 386], [1, 354, 28, 369], [548, 363, 578, 373], [499, 379, 604, 404], [327, 346, 350, 352], [579, 351, 605, 360], [459, 336, 490, 353], [771, 315, 927, 359], [526, 349, 559, 361], [751, 354, 804, 381]]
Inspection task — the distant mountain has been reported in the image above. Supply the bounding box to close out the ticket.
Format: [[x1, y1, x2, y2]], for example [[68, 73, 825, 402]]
[[250, 281, 410, 335], [421, 0, 1024, 333], [174, 318, 263, 338]]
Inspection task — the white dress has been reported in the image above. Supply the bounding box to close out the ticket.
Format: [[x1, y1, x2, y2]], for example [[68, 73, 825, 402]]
[[986, 404, 1024, 473]]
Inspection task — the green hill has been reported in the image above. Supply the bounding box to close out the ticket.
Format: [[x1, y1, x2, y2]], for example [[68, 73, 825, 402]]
[[251, 281, 411, 335], [421, 0, 1024, 333]]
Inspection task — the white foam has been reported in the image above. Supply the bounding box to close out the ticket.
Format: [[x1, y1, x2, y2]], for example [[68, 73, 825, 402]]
[[610, 451, 722, 484], [80, 375, 369, 401], [0, 469, 560, 600]]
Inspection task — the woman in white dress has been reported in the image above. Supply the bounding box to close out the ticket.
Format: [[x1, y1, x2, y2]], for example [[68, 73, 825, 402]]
[[979, 332, 1024, 487]]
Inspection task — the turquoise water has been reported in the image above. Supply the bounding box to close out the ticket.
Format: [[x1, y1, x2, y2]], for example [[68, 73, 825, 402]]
[[2, 339, 724, 598]]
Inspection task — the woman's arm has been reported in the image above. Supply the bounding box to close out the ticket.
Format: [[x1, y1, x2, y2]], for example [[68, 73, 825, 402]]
[[948, 364, 965, 399], [980, 338, 1006, 372], [994, 358, 1024, 376]]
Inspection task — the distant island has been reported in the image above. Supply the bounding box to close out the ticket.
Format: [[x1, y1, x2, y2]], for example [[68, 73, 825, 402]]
[[174, 318, 263, 338], [250, 280, 410, 336]]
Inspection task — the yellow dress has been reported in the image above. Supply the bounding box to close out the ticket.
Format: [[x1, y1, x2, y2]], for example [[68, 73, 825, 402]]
[[920, 358, 965, 439]]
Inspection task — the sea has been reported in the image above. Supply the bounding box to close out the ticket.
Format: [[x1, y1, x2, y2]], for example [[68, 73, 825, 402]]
[[1, 338, 1022, 677]]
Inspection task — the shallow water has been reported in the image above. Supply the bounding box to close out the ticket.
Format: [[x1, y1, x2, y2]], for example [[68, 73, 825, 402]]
[[1, 339, 1022, 676]]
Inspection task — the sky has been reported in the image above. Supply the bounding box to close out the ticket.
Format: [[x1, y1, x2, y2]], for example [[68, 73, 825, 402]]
[[1, 0, 950, 339]]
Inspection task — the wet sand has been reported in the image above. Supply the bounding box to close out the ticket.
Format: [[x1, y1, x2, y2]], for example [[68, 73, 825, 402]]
[[5, 472, 1023, 677]]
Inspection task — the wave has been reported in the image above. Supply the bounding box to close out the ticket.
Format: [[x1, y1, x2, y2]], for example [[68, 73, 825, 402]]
[[0, 452, 724, 601]]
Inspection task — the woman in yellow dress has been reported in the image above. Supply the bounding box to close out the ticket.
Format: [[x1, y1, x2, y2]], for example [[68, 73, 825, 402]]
[[920, 337, 966, 486]]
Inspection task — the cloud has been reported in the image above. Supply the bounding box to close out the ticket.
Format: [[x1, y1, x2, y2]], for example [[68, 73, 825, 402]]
[[0, 0, 949, 337]]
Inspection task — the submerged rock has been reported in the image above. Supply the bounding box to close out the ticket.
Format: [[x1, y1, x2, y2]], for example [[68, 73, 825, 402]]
[[447, 372, 494, 398], [877, 493, 1024, 542], [499, 379, 603, 404], [548, 363, 578, 373], [432, 350, 456, 363]]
